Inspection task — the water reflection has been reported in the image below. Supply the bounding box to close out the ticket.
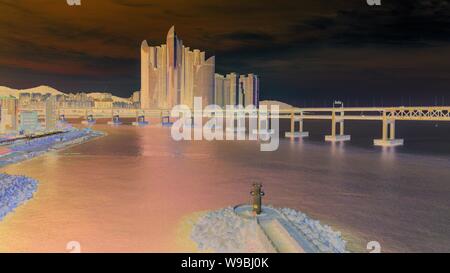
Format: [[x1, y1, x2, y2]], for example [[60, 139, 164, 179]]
[[330, 141, 345, 157], [380, 146, 398, 163]]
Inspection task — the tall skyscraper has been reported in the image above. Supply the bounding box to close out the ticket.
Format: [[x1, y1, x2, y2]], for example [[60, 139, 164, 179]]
[[141, 26, 259, 110], [239, 74, 260, 107]]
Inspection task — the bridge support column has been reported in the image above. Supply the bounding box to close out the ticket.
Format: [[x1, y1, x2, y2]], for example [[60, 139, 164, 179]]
[[325, 110, 350, 142], [374, 112, 403, 147], [133, 111, 149, 126], [161, 115, 173, 127], [285, 111, 309, 138], [81, 111, 96, 125], [108, 112, 122, 125]]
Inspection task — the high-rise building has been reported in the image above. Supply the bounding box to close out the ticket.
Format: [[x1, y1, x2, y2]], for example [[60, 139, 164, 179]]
[[19, 93, 31, 106], [19, 111, 39, 134], [226, 73, 239, 106], [0, 96, 18, 133], [213, 73, 260, 108], [239, 74, 260, 107], [215, 74, 225, 107], [132, 91, 140, 103], [45, 96, 58, 131], [141, 26, 259, 110]]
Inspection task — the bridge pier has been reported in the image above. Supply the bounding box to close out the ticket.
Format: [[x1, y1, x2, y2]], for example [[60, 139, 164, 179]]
[[108, 114, 122, 125], [133, 112, 149, 126], [161, 115, 173, 127], [325, 110, 350, 142], [285, 111, 309, 138], [374, 112, 403, 147], [81, 112, 96, 125]]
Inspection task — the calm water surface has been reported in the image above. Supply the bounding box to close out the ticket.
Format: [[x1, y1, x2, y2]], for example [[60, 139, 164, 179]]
[[0, 122, 449, 253]]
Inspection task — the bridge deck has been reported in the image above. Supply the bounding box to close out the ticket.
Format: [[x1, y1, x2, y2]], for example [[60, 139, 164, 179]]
[[20, 106, 450, 122]]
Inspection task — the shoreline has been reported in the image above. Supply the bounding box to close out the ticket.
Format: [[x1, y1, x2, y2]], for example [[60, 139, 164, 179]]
[[0, 128, 105, 169], [0, 128, 106, 221]]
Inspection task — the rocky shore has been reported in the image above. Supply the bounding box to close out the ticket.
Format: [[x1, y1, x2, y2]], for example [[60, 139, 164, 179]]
[[0, 128, 104, 168], [0, 174, 38, 221]]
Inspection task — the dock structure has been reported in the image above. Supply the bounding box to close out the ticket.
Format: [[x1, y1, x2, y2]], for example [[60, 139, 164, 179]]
[[44, 105, 450, 146]]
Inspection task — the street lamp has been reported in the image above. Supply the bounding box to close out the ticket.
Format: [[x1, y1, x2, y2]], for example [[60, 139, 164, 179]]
[[333, 100, 344, 108]]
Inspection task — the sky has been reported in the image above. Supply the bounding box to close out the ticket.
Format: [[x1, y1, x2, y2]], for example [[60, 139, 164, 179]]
[[0, 0, 449, 106]]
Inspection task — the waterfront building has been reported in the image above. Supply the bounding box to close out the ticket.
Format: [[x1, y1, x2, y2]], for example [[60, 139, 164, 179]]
[[130, 91, 141, 108], [61, 94, 94, 109], [214, 74, 226, 107], [141, 26, 259, 110], [239, 74, 260, 107], [19, 92, 45, 110], [0, 96, 18, 133], [19, 93, 31, 106], [41, 93, 52, 101], [45, 96, 58, 131], [74, 92, 89, 102], [113, 101, 135, 109], [212, 72, 260, 107], [131, 91, 140, 103], [55, 94, 65, 102], [225, 73, 239, 106], [31, 93, 42, 102], [19, 111, 40, 134], [141, 26, 215, 109], [94, 98, 113, 109]]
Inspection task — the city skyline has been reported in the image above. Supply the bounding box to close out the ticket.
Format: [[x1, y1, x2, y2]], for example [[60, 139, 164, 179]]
[[0, 1, 449, 106], [140, 26, 259, 110]]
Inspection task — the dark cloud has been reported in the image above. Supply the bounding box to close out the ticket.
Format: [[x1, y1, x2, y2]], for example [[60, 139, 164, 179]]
[[111, 0, 158, 8], [293, 0, 450, 46], [219, 31, 275, 42]]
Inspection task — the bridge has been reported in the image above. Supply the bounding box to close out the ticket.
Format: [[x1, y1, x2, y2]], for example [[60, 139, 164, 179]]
[[19, 105, 450, 147], [282, 106, 450, 147]]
